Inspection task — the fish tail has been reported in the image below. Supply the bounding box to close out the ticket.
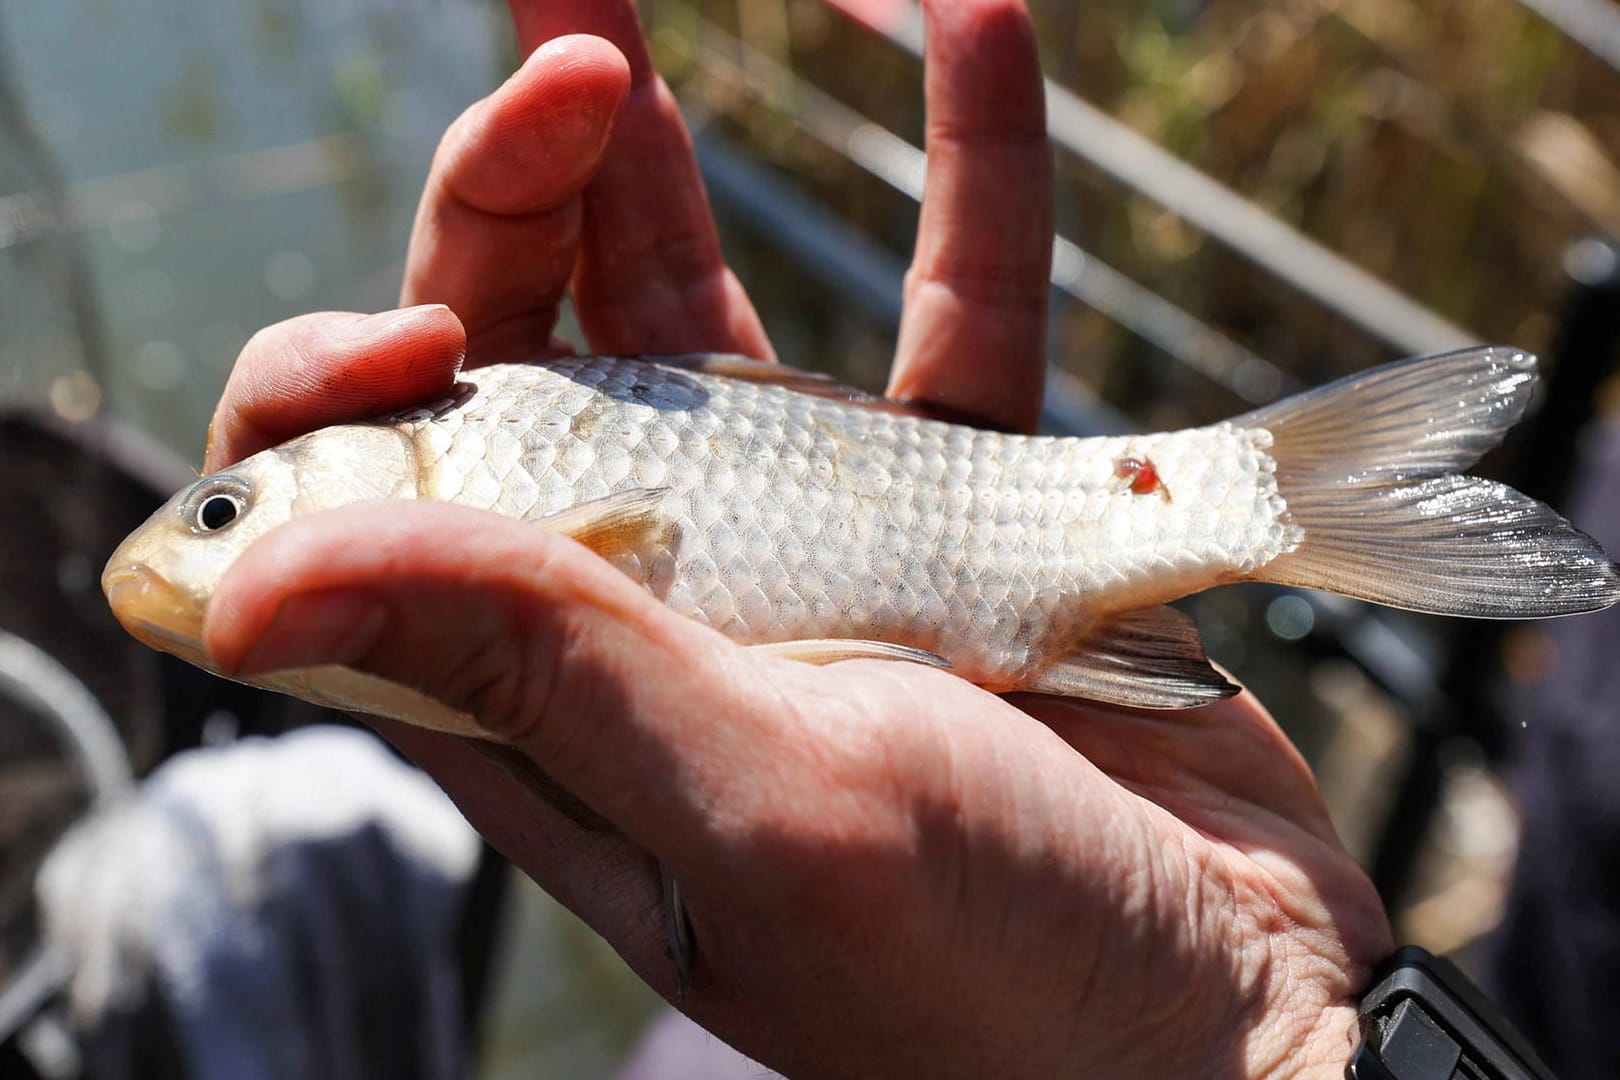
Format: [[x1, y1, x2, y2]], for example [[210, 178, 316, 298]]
[[1240, 345, 1620, 617]]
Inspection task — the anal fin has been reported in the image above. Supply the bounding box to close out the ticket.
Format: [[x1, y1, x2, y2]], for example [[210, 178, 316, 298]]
[[538, 487, 671, 559], [1026, 605, 1238, 709], [750, 639, 952, 669]]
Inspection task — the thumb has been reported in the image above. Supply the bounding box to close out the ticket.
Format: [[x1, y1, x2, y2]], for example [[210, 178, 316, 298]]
[[203, 500, 795, 863]]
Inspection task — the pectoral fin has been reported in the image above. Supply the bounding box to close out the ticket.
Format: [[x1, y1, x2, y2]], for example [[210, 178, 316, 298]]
[[750, 639, 952, 669], [1027, 606, 1238, 709], [538, 487, 672, 560]]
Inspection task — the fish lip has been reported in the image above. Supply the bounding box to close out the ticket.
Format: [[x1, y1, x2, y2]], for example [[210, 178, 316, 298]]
[[101, 562, 212, 668]]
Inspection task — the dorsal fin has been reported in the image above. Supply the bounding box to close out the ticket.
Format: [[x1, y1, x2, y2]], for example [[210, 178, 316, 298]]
[[643, 353, 862, 396], [640, 353, 989, 426]]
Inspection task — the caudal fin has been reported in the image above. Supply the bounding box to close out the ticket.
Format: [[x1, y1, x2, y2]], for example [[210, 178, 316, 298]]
[[1240, 346, 1620, 618]]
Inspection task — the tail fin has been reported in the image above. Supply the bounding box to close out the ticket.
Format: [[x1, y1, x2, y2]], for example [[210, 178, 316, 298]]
[[1241, 346, 1620, 618]]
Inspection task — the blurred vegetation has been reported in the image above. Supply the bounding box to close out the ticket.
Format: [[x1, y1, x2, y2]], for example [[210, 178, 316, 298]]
[[646, 0, 1620, 429]]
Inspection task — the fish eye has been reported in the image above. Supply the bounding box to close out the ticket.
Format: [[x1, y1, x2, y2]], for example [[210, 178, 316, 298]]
[[198, 494, 240, 530], [183, 477, 251, 534]]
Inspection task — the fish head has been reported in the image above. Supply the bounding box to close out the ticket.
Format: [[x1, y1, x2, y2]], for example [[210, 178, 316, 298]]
[[102, 451, 299, 668], [102, 424, 416, 669]]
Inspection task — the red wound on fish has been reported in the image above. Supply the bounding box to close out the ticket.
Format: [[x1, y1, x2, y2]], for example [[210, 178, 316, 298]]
[[1114, 456, 1172, 502]]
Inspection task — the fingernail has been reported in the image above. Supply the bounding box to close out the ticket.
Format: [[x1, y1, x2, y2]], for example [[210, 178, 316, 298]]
[[202, 417, 221, 472], [334, 304, 450, 342], [233, 589, 388, 675]]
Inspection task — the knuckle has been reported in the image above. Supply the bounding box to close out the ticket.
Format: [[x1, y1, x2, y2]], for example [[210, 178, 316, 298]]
[[905, 260, 1049, 314]]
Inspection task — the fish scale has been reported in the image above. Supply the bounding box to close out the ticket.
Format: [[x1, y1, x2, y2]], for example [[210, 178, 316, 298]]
[[384, 357, 1294, 689]]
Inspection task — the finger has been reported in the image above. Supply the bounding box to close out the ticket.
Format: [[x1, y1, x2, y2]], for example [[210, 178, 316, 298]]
[[401, 35, 630, 364], [508, 0, 657, 76], [205, 306, 466, 472], [888, 0, 1053, 435], [508, 0, 774, 358], [202, 501, 800, 873]]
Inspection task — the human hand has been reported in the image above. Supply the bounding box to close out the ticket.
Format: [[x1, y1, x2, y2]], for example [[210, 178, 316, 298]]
[[198, 1, 1391, 1076]]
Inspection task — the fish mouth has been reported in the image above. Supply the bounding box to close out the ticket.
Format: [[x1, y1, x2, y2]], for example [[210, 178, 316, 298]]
[[101, 562, 212, 668]]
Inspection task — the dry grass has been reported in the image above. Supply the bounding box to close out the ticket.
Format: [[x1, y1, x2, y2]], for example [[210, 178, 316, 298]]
[[652, 0, 1620, 425]]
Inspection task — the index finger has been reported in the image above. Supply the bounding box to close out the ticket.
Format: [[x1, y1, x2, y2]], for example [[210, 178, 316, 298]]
[[508, 0, 774, 359], [400, 34, 630, 363]]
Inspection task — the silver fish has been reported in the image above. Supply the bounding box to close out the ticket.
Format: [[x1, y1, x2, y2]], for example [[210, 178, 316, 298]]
[[104, 346, 1620, 728]]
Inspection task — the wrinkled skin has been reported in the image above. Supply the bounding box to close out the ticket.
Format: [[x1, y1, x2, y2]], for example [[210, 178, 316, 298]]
[[195, 2, 1391, 1076]]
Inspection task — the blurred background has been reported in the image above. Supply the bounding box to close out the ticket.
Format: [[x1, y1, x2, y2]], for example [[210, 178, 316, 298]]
[[1, 0, 1618, 1076]]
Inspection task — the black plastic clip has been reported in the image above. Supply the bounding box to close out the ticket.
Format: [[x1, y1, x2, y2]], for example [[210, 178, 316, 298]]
[[1347, 946, 1557, 1080]]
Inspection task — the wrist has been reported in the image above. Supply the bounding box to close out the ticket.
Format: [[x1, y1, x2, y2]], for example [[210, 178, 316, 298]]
[[1242, 994, 1362, 1080], [1268, 1001, 1361, 1079]]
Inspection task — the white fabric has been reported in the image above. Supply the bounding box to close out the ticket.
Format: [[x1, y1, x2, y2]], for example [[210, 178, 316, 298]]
[[37, 726, 480, 1080]]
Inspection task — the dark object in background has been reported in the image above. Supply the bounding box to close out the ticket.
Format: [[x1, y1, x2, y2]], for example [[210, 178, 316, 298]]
[[1488, 238, 1620, 1080], [1, 408, 183, 777], [36, 728, 481, 1080], [1489, 422, 1620, 1080]]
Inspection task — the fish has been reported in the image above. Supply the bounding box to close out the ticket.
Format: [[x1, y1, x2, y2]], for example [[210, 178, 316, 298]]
[[103, 345, 1620, 728]]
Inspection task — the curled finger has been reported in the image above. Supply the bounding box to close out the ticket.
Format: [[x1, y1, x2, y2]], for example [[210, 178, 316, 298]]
[[201, 502, 805, 882], [508, 0, 773, 358], [205, 306, 466, 472], [402, 35, 631, 362]]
